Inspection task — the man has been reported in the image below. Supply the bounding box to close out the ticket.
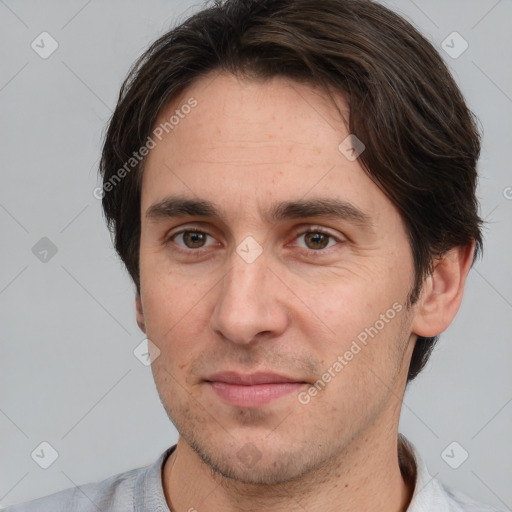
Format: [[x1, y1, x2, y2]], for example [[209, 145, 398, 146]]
[[3, 0, 503, 511]]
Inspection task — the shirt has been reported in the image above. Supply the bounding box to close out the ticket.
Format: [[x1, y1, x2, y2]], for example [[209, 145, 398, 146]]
[[1, 435, 505, 511]]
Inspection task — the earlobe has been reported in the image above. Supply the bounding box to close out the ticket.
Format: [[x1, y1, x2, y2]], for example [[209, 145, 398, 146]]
[[135, 293, 146, 333], [411, 242, 475, 338]]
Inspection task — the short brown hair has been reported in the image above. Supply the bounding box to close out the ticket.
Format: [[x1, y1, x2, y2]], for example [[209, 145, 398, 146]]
[[99, 0, 483, 383]]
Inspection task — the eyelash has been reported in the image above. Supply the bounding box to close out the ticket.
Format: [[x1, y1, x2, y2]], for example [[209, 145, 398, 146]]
[[166, 227, 343, 257]]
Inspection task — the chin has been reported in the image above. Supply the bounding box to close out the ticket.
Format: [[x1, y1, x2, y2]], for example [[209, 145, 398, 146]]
[[197, 445, 307, 484], [162, 394, 340, 485], [185, 430, 328, 486]]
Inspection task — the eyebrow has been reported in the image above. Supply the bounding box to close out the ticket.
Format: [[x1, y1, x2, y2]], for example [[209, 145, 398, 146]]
[[145, 195, 372, 228]]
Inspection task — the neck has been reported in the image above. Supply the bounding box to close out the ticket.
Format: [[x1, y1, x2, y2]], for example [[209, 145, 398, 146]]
[[162, 427, 415, 512]]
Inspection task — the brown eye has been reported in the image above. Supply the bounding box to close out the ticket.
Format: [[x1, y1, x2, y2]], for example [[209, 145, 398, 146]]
[[171, 230, 215, 250], [303, 232, 331, 250], [182, 231, 207, 248]]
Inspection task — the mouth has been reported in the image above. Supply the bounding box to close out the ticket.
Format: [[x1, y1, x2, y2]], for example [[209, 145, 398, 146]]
[[204, 371, 308, 408]]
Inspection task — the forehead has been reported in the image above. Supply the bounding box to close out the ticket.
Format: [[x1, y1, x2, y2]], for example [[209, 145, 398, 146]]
[[146, 73, 350, 173], [140, 72, 397, 227]]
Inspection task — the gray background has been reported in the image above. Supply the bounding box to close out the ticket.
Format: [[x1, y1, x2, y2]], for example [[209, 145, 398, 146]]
[[1, 0, 511, 509]]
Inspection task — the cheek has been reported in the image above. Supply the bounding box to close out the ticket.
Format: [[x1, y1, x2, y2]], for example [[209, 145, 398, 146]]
[[140, 270, 213, 374], [140, 254, 206, 328], [299, 270, 402, 337], [299, 275, 409, 386], [305, 311, 409, 433]]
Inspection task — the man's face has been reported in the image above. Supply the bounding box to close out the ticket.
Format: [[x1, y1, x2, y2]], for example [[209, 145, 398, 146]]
[[138, 72, 417, 484]]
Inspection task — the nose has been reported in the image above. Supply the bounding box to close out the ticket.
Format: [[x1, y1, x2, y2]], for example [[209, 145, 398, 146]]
[[209, 249, 289, 345]]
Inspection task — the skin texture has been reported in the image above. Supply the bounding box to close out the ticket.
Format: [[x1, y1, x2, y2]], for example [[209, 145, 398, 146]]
[[135, 72, 474, 512]]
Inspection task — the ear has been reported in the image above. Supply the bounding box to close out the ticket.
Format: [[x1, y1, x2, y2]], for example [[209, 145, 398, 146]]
[[135, 292, 146, 333], [411, 242, 475, 338]]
